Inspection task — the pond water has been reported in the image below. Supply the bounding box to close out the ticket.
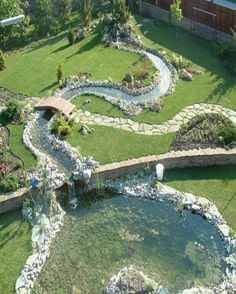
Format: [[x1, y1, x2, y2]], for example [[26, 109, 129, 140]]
[[38, 194, 225, 294]]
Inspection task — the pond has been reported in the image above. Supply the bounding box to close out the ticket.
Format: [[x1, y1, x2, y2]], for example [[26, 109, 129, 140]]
[[38, 194, 225, 294]]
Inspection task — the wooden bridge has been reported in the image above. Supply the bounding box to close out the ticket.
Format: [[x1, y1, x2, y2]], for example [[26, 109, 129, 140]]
[[35, 96, 75, 117]]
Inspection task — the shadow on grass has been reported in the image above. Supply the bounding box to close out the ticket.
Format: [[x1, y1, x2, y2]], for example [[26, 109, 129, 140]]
[[0, 210, 31, 249], [66, 33, 100, 59], [206, 74, 236, 103], [165, 165, 236, 182], [39, 81, 58, 94], [52, 43, 71, 54]]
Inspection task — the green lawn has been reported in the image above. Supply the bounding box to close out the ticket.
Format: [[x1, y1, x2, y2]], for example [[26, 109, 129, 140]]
[[165, 165, 236, 231], [0, 31, 156, 98], [131, 16, 236, 124], [72, 94, 126, 117], [0, 116, 37, 170], [67, 124, 175, 164], [0, 210, 32, 293]]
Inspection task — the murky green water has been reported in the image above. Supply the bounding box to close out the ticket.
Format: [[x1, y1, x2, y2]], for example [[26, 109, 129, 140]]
[[38, 194, 225, 294]]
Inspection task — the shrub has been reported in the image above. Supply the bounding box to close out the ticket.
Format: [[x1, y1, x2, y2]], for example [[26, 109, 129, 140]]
[[3, 99, 23, 123], [0, 50, 6, 71], [112, 0, 130, 24], [57, 64, 63, 84], [213, 42, 231, 59], [171, 54, 189, 70], [68, 27, 75, 45], [51, 113, 74, 136], [0, 173, 20, 193], [218, 126, 236, 146]]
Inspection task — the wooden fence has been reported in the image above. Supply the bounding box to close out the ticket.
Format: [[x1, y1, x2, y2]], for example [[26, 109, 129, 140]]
[[144, 0, 236, 35]]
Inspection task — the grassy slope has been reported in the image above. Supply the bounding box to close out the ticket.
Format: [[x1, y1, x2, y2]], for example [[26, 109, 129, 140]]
[[131, 16, 236, 124], [165, 165, 236, 230], [67, 124, 175, 164], [0, 32, 156, 97], [0, 210, 32, 293]]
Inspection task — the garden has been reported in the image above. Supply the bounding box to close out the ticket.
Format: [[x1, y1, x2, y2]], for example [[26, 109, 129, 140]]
[[0, 0, 236, 293]]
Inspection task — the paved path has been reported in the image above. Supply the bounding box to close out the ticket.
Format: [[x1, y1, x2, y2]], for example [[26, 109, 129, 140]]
[[73, 103, 236, 135]]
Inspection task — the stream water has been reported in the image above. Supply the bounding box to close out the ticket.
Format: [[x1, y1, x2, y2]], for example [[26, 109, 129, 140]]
[[38, 194, 225, 294]]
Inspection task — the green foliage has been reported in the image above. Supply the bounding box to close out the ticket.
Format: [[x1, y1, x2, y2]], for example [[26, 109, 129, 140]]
[[112, 0, 131, 24], [171, 54, 189, 70], [93, 0, 112, 15], [57, 64, 63, 84], [51, 113, 74, 136], [53, 0, 72, 25], [218, 126, 236, 146], [0, 173, 20, 193], [0, 50, 6, 71], [213, 42, 232, 59], [80, 0, 93, 28], [170, 0, 183, 22], [0, 0, 29, 41], [67, 27, 75, 45], [3, 99, 23, 123], [34, 0, 60, 36]]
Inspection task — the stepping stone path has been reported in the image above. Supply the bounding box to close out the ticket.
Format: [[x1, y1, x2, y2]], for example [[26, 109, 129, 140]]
[[73, 103, 236, 136]]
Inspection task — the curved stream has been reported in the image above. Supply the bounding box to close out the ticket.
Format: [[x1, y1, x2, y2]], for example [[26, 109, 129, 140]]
[[62, 52, 172, 102]]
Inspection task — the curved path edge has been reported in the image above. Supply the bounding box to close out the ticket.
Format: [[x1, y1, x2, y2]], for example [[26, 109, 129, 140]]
[[73, 103, 236, 135]]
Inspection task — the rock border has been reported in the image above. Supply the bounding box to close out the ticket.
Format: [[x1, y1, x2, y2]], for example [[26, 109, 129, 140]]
[[99, 173, 236, 294]]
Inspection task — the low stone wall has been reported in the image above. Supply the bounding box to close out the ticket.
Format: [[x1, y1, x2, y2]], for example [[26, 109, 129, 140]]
[[141, 2, 235, 45], [0, 188, 37, 215], [93, 147, 236, 180]]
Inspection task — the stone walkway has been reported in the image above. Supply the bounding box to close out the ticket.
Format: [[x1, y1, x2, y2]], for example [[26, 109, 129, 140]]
[[73, 103, 236, 136]]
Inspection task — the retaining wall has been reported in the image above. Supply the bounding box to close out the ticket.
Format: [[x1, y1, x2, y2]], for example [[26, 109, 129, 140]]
[[1, 148, 236, 214], [93, 147, 236, 180], [141, 2, 235, 45]]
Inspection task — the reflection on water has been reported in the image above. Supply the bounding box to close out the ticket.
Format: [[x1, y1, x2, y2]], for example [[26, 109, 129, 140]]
[[38, 194, 224, 294]]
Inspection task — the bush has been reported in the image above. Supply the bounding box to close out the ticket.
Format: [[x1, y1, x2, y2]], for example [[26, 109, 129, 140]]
[[3, 99, 23, 123], [68, 27, 75, 45], [213, 42, 232, 59], [51, 113, 74, 136], [171, 54, 189, 70], [218, 126, 236, 146], [0, 173, 20, 193]]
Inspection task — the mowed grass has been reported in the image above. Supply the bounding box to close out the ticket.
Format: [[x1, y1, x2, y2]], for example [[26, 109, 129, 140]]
[[0, 210, 32, 293], [72, 94, 126, 117], [0, 31, 156, 97], [131, 16, 236, 124], [67, 124, 175, 164], [165, 165, 236, 231], [0, 115, 37, 170]]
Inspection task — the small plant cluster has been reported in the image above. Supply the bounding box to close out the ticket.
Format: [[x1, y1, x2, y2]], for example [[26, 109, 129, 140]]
[[51, 112, 74, 136], [123, 55, 158, 88], [171, 54, 203, 81], [171, 113, 236, 151], [213, 42, 236, 76], [0, 173, 21, 193], [2, 98, 23, 124]]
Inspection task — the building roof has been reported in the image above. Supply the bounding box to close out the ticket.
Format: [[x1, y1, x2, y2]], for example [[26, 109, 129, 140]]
[[35, 96, 75, 117]]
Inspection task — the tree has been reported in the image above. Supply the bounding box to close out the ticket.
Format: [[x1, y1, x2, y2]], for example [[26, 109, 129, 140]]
[[112, 0, 131, 24], [80, 0, 93, 28], [57, 64, 63, 84], [67, 27, 75, 45], [0, 51, 6, 71], [34, 0, 54, 36], [0, 0, 29, 41], [170, 0, 183, 40], [53, 0, 72, 26]]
